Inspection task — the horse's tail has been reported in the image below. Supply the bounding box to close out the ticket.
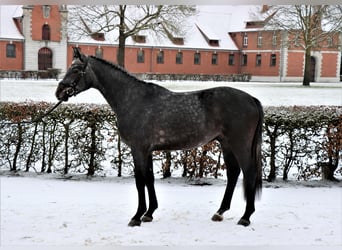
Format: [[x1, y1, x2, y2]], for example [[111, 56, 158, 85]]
[[252, 97, 263, 197]]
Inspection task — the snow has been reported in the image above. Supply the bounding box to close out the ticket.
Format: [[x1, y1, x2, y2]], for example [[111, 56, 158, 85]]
[[0, 5, 24, 40], [0, 79, 341, 107], [1, 173, 341, 247], [0, 79, 341, 248]]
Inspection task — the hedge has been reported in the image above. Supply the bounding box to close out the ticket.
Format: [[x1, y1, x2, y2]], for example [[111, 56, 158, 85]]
[[0, 102, 341, 181]]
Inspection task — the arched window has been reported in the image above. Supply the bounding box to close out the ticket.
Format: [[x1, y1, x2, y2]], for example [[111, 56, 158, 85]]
[[256, 54, 262, 66], [42, 24, 50, 41], [194, 52, 201, 65], [228, 54, 235, 65], [243, 33, 248, 47], [38, 47, 53, 70], [95, 47, 103, 58], [212, 53, 218, 65], [241, 54, 248, 66], [157, 50, 164, 64], [137, 49, 145, 63], [270, 54, 276, 66], [257, 32, 263, 47], [176, 51, 183, 64]]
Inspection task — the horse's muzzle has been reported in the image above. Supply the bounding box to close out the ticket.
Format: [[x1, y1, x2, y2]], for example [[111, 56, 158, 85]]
[[55, 83, 74, 102]]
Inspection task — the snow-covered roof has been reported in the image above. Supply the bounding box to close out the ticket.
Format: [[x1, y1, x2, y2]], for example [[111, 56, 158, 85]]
[[0, 5, 24, 40], [69, 5, 264, 51], [0, 5, 266, 46]]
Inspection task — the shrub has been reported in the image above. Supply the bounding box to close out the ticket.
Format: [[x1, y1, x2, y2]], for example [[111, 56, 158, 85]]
[[0, 102, 341, 181]]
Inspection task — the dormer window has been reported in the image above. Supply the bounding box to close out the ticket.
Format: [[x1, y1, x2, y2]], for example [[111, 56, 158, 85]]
[[132, 35, 146, 43], [91, 33, 105, 41], [209, 40, 219, 47], [42, 5, 51, 18]]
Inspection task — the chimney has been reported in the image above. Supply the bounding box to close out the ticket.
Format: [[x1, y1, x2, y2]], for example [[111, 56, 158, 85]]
[[262, 5, 269, 13]]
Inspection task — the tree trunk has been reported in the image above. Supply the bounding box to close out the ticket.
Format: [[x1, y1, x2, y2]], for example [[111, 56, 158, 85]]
[[12, 123, 23, 172], [117, 33, 126, 68], [266, 126, 279, 182], [63, 123, 70, 175], [321, 162, 338, 182], [303, 47, 312, 86], [26, 122, 38, 172], [182, 151, 188, 177], [87, 121, 97, 176], [163, 152, 172, 178], [117, 7, 126, 67], [116, 134, 122, 177]]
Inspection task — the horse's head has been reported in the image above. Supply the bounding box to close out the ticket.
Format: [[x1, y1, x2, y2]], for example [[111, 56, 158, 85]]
[[55, 47, 91, 101]]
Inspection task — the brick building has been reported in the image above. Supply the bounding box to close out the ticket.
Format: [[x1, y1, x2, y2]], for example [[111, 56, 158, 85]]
[[0, 5, 341, 82]]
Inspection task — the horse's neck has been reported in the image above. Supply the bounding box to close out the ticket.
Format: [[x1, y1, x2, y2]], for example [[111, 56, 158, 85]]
[[89, 58, 145, 112]]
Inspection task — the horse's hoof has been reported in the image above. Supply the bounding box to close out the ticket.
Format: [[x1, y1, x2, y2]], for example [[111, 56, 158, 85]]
[[211, 213, 224, 222], [141, 215, 153, 222], [128, 219, 141, 227], [237, 218, 250, 227]]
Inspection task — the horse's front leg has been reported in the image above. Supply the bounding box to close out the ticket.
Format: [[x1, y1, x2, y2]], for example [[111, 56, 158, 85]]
[[128, 150, 148, 227]]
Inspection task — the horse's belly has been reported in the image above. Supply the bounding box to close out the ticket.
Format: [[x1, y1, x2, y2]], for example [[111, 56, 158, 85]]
[[152, 127, 218, 151]]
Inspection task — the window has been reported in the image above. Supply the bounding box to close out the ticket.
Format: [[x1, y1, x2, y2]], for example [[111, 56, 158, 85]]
[[270, 54, 276, 66], [257, 32, 262, 47], [256, 54, 262, 66], [157, 50, 164, 64], [6, 44, 16, 58], [42, 24, 50, 40], [228, 54, 234, 65], [42, 5, 51, 18], [194, 52, 201, 65], [95, 47, 103, 58], [243, 33, 248, 47], [176, 51, 183, 64], [241, 54, 248, 66], [272, 32, 277, 46], [212, 53, 218, 65], [137, 49, 145, 63]]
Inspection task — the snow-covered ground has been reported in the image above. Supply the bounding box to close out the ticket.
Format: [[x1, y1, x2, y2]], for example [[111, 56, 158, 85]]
[[1, 173, 341, 248], [0, 79, 341, 248], [0, 79, 341, 106]]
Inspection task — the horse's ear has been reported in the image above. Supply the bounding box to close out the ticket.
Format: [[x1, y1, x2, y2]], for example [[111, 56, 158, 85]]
[[73, 47, 82, 60]]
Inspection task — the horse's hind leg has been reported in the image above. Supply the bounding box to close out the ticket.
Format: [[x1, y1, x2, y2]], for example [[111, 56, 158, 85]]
[[142, 154, 158, 222], [212, 144, 241, 222], [237, 165, 257, 226]]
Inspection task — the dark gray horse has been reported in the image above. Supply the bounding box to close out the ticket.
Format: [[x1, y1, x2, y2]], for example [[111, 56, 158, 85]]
[[56, 47, 263, 227]]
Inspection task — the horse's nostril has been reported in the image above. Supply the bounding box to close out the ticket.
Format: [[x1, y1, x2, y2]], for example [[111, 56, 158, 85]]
[[66, 87, 75, 96]]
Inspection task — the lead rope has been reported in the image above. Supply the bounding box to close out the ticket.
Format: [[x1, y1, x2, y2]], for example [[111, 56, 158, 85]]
[[2, 100, 64, 125]]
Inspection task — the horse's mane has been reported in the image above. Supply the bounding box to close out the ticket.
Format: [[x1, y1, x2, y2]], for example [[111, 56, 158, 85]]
[[89, 56, 147, 84]]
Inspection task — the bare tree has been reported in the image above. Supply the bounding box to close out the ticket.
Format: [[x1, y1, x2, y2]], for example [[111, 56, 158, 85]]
[[68, 5, 197, 67], [265, 5, 342, 86]]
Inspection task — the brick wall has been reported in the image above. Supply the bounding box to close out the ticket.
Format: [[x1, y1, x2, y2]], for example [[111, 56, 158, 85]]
[[321, 52, 338, 77], [0, 41, 23, 70], [31, 6, 62, 42]]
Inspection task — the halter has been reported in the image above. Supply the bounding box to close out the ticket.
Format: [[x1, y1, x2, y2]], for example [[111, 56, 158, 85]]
[[61, 59, 88, 98]]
